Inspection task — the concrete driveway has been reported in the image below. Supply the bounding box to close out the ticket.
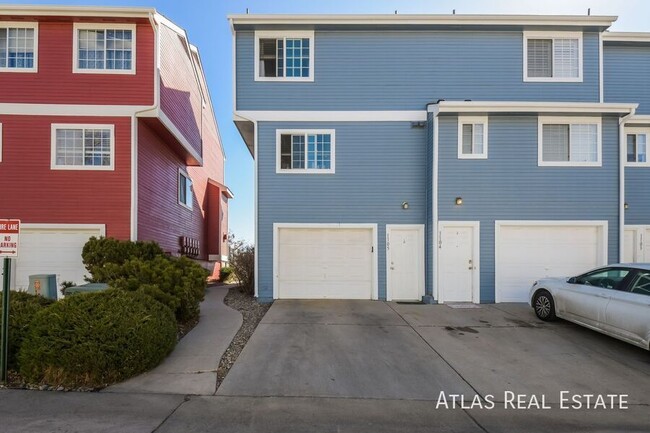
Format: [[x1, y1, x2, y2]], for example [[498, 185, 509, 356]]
[[218, 300, 650, 407]]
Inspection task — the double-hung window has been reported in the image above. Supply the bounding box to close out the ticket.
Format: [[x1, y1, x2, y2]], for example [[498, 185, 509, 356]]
[[626, 128, 649, 166], [276, 130, 335, 173], [74, 24, 135, 74], [255, 31, 314, 81], [458, 116, 488, 159], [538, 117, 601, 167], [524, 32, 582, 82], [51, 124, 114, 170], [179, 170, 193, 209], [0, 22, 37, 72]]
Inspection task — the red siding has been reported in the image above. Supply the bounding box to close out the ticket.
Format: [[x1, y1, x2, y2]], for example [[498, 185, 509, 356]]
[[158, 24, 203, 156], [137, 120, 205, 257], [0, 19, 154, 106], [0, 115, 132, 239]]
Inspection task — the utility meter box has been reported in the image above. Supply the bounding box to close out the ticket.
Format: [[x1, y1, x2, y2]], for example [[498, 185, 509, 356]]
[[28, 274, 58, 300]]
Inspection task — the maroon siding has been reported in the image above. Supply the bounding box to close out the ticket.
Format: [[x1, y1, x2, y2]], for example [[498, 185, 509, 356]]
[[0, 19, 154, 106], [158, 24, 203, 157], [0, 115, 132, 239]]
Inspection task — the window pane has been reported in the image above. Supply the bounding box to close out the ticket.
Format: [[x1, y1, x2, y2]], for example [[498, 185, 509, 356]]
[[627, 134, 637, 163], [306, 134, 331, 169], [285, 38, 309, 78], [542, 124, 569, 162], [473, 124, 484, 154], [527, 39, 552, 78], [291, 135, 305, 169], [179, 175, 187, 204], [461, 124, 473, 154], [638, 134, 647, 163], [83, 129, 111, 166], [554, 38, 579, 78], [259, 38, 277, 77], [55, 129, 84, 166], [280, 134, 291, 169], [0, 29, 6, 67], [6, 27, 34, 69], [570, 124, 598, 162], [630, 272, 650, 297], [105, 29, 132, 70], [78, 29, 105, 69]]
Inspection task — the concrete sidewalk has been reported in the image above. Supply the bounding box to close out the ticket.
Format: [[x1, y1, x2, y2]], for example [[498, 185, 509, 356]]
[[105, 284, 242, 395]]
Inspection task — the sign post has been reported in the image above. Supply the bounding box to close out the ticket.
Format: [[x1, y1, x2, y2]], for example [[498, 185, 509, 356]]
[[0, 219, 20, 383]]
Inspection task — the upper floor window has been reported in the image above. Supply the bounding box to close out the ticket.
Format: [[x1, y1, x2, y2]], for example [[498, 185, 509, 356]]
[[276, 130, 335, 173], [178, 170, 193, 209], [51, 124, 114, 170], [458, 116, 488, 159], [626, 129, 649, 166], [538, 117, 601, 167], [255, 31, 314, 82], [0, 22, 37, 72], [73, 24, 135, 74], [523, 32, 582, 82]]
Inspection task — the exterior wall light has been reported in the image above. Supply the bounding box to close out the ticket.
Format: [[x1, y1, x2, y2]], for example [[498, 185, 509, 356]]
[[624, 202, 629, 210], [455, 197, 463, 206], [401, 201, 409, 210]]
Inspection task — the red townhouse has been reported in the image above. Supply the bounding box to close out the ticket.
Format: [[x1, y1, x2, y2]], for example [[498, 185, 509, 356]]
[[0, 5, 232, 290]]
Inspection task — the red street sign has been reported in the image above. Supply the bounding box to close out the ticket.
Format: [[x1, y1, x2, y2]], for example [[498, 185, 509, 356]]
[[0, 219, 20, 258]]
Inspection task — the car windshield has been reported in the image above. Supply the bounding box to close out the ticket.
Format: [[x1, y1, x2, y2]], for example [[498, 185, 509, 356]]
[[575, 268, 630, 289]]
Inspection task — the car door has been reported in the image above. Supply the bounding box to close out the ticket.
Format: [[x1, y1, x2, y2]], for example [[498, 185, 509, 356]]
[[562, 268, 629, 327], [605, 270, 650, 348]]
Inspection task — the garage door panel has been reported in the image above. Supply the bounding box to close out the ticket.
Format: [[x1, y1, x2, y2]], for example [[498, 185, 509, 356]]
[[496, 223, 605, 303], [277, 227, 374, 299]]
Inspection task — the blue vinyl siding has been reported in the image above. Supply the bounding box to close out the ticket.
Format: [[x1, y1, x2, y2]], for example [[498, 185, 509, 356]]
[[237, 30, 600, 111], [437, 115, 620, 302], [625, 168, 650, 224], [604, 44, 650, 114], [257, 122, 427, 300]]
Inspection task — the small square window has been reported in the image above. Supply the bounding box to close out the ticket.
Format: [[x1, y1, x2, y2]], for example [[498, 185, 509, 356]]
[[458, 117, 488, 159], [179, 171, 193, 209], [256, 31, 314, 81], [0, 23, 37, 72], [524, 32, 582, 82], [626, 130, 649, 166], [74, 24, 135, 74], [276, 130, 335, 173]]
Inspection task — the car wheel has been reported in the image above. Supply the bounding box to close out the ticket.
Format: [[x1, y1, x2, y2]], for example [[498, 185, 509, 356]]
[[533, 290, 556, 321]]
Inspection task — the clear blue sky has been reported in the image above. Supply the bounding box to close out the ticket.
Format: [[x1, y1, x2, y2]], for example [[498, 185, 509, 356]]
[[7, 0, 650, 243]]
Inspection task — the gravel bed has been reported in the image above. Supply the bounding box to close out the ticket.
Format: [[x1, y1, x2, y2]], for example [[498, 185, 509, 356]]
[[216, 286, 271, 389]]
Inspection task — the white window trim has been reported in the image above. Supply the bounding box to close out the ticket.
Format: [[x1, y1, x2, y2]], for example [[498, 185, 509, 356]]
[[72, 23, 136, 75], [457, 116, 488, 160], [178, 169, 193, 210], [254, 30, 314, 82], [624, 127, 650, 167], [275, 129, 335, 174], [523, 31, 583, 83], [537, 116, 602, 167], [50, 124, 115, 171], [0, 21, 38, 73]]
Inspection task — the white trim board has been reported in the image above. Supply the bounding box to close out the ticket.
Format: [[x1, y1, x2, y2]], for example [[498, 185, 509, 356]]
[[428, 101, 636, 114], [602, 32, 650, 43], [272, 223, 379, 301], [437, 221, 481, 304], [0, 103, 153, 116], [234, 110, 427, 122], [386, 224, 425, 302]]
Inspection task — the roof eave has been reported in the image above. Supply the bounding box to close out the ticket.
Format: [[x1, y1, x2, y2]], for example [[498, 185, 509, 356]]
[[429, 101, 638, 115], [0, 5, 155, 18]]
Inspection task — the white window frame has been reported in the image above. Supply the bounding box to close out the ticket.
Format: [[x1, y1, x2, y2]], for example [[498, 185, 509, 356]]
[[457, 116, 488, 159], [50, 124, 115, 171], [0, 21, 38, 73], [276, 129, 335, 174], [178, 169, 193, 210], [625, 127, 650, 167], [72, 23, 136, 75], [523, 31, 583, 83], [537, 116, 602, 167], [254, 30, 314, 82]]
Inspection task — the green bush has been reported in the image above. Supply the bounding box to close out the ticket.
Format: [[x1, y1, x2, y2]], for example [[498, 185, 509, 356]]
[[219, 266, 233, 282], [82, 237, 164, 282], [18, 290, 177, 388], [103, 256, 208, 323], [2, 291, 54, 370]]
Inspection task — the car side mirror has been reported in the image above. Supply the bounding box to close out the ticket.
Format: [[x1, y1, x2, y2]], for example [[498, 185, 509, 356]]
[[567, 277, 577, 284]]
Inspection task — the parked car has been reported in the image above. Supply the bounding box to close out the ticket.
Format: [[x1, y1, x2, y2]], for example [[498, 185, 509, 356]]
[[529, 264, 650, 350]]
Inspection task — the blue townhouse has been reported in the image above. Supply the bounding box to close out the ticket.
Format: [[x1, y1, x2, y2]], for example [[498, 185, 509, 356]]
[[230, 13, 650, 304]]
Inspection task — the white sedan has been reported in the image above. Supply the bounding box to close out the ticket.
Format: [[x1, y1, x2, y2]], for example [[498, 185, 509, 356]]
[[529, 264, 650, 351]]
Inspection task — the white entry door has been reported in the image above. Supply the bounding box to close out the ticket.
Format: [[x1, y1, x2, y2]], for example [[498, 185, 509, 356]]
[[624, 226, 650, 263], [386, 225, 424, 301], [438, 222, 479, 303]]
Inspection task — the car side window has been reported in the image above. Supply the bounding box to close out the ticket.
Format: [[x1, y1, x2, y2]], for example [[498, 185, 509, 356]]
[[628, 272, 650, 297], [575, 269, 630, 290]]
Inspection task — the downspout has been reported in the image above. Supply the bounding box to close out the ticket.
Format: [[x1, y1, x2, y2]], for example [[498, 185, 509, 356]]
[[130, 12, 161, 241], [426, 102, 440, 303], [618, 107, 636, 262]]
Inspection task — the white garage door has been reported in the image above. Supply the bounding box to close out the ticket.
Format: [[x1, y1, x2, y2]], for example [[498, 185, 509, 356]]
[[495, 222, 607, 303], [276, 226, 375, 299], [14, 225, 105, 293]]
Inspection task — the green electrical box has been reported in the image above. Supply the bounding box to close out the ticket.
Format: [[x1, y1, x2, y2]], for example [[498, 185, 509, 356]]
[[28, 274, 58, 300]]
